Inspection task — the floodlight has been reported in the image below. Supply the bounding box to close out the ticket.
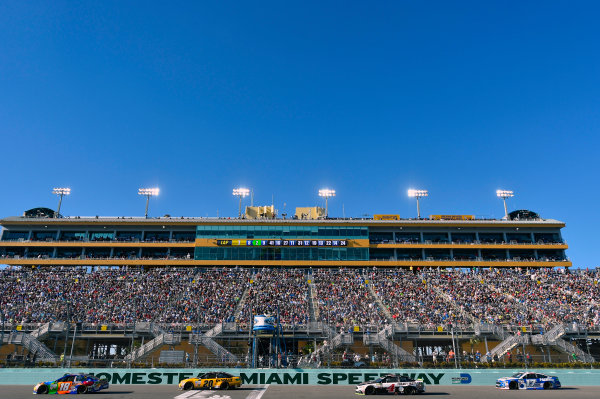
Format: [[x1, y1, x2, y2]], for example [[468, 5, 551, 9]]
[[52, 187, 71, 218], [232, 188, 250, 197], [138, 187, 159, 218], [233, 187, 250, 218], [407, 189, 428, 198], [496, 190, 514, 199], [407, 188, 428, 218], [318, 189, 336, 198], [496, 189, 514, 219], [138, 188, 160, 196], [318, 189, 336, 217]]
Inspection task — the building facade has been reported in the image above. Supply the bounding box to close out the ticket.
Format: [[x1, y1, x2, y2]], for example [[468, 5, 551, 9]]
[[0, 211, 570, 268]]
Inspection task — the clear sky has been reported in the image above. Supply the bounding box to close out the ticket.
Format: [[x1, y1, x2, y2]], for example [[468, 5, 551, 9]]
[[0, 1, 598, 267]]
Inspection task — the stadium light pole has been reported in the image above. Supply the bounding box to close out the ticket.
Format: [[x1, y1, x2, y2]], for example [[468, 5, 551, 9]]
[[52, 187, 71, 218], [407, 189, 428, 219], [233, 188, 250, 219], [496, 190, 514, 219], [138, 188, 159, 218], [318, 189, 336, 218]]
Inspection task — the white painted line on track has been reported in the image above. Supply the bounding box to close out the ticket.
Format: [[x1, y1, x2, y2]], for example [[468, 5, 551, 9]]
[[245, 385, 269, 399], [175, 390, 218, 399], [175, 385, 267, 399]]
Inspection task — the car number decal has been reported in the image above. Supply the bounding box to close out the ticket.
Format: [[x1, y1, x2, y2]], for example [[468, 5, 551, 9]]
[[58, 382, 71, 391]]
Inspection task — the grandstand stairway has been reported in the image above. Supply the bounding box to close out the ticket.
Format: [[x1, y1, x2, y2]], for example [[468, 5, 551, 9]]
[[531, 324, 595, 363], [125, 323, 181, 363], [189, 323, 238, 363], [308, 281, 319, 321], [2, 332, 57, 361], [364, 325, 416, 363], [365, 282, 394, 322], [303, 325, 353, 367], [30, 322, 52, 341], [485, 333, 529, 362], [429, 285, 478, 324], [233, 285, 250, 322]]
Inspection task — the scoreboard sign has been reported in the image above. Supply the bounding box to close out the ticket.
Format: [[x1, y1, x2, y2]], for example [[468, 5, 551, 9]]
[[430, 215, 475, 220], [373, 214, 400, 220], [216, 239, 348, 247]]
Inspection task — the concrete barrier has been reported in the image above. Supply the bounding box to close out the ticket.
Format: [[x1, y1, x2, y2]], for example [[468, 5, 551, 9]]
[[1, 368, 600, 386]]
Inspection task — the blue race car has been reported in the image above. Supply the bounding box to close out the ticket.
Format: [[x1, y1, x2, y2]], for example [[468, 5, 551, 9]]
[[496, 372, 561, 390]]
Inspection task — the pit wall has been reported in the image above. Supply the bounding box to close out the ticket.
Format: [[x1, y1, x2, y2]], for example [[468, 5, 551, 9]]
[[1, 368, 600, 386]]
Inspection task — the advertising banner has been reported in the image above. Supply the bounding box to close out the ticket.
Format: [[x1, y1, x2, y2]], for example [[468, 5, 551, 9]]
[[2, 368, 600, 386]]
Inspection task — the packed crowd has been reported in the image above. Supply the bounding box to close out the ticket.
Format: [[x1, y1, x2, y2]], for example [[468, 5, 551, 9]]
[[314, 269, 388, 328], [0, 266, 598, 328], [0, 267, 248, 324], [425, 270, 540, 326], [480, 268, 600, 327], [238, 269, 310, 325], [368, 269, 471, 327]]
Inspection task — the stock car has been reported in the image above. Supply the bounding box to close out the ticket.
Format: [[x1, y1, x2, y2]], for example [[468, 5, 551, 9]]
[[178, 371, 242, 391], [496, 372, 561, 390], [33, 373, 109, 394], [356, 374, 425, 395]]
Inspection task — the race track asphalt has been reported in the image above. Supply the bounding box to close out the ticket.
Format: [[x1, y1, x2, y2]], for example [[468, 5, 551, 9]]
[[7, 384, 600, 399]]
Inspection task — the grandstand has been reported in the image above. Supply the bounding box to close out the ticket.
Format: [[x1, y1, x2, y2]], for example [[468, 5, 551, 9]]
[[0, 209, 598, 368]]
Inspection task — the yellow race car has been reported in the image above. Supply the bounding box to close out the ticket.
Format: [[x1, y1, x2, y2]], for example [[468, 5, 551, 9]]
[[178, 371, 242, 391]]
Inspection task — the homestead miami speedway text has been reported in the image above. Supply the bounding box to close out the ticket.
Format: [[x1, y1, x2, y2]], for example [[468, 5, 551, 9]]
[[87, 371, 446, 385]]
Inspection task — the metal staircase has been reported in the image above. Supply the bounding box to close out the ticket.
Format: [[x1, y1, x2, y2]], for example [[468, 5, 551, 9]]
[[189, 323, 238, 363], [3, 332, 57, 360], [364, 325, 416, 363], [316, 325, 352, 355], [531, 324, 595, 363], [125, 323, 181, 363], [485, 333, 529, 361], [298, 324, 353, 367], [30, 322, 52, 340]]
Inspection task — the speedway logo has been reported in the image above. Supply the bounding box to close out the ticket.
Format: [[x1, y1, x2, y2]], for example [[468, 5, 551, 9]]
[[88, 371, 446, 385], [451, 374, 472, 384]]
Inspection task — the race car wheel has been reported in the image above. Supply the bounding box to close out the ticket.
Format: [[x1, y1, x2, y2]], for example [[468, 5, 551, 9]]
[[77, 385, 88, 394], [543, 382, 552, 390], [508, 381, 518, 390], [183, 382, 194, 391], [364, 385, 375, 395], [220, 382, 229, 390], [36, 385, 49, 394], [404, 386, 415, 395]]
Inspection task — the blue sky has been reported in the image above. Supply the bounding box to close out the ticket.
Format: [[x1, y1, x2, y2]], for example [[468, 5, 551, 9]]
[[0, 1, 598, 267]]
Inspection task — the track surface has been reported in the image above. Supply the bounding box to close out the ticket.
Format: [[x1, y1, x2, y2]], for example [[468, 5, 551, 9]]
[[10, 385, 600, 399]]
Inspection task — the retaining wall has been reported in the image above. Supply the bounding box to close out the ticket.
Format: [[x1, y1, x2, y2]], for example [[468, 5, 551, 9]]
[[1, 368, 599, 386]]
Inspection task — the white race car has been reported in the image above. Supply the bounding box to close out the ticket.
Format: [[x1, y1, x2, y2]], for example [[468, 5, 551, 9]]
[[355, 374, 425, 395], [496, 372, 561, 390]]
